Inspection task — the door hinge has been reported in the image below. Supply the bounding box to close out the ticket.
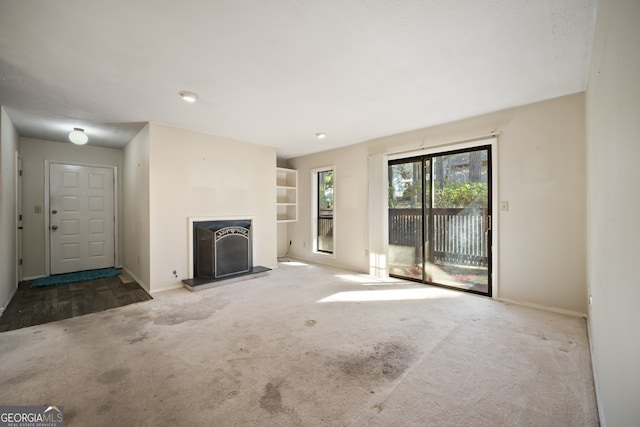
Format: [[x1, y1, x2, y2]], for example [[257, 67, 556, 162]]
[[19, 214, 22, 221], [19, 170, 22, 176], [19, 259, 23, 266], [487, 215, 492, 231]]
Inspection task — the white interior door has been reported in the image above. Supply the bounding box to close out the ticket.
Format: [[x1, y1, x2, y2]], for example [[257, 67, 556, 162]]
[[50, 164, 115, 275]]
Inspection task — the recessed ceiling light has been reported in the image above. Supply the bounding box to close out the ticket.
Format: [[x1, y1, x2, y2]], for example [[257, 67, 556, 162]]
[[316, 133, 327, 140], [68, 128, 88, 145], [179, 91, 198, 103]]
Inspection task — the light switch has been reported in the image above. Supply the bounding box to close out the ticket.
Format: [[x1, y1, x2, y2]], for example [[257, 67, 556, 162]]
[[499, 201, 509, 212]]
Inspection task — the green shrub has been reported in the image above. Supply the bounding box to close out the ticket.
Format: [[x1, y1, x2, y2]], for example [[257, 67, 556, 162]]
[[434, 182, 487, 208]]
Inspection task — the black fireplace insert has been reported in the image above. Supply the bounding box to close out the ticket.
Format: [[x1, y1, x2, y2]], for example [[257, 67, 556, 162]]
[[193, 219, 252, 279]]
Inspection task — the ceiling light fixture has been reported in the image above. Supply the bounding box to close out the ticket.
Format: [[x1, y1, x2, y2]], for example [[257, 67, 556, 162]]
[[68, 128, 88, 145], [316, 133, 327, 140], [179, 91, 198, 103]]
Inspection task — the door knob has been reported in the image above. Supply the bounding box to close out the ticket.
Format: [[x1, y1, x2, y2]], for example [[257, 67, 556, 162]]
[[51, 225, 58, 230], [51, 210, 57, 214]]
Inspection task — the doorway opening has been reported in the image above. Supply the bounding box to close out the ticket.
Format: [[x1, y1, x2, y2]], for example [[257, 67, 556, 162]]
[[388, 145, 492, 296]]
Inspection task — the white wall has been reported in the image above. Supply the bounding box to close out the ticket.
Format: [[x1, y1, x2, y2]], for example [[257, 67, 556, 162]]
[[586, 0, 640, 425], [288, 144, 370, 270], [277, 222, 290, 257], [0, 107, 19, 311], [122, 124, 151, 291], [289, 93, 587, 315], [20, 138, 124, 278], [147, 123, 277, 293]]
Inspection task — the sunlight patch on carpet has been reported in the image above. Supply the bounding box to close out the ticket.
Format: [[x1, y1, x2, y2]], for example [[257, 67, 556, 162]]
[[317, 287, 460, 303]]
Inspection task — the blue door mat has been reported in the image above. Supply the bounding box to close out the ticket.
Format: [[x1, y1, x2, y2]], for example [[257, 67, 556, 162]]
[[31, 268, 120, 288]]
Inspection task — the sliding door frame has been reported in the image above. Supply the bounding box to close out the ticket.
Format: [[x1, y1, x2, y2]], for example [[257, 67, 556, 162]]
[[387, 137, 499, 298]]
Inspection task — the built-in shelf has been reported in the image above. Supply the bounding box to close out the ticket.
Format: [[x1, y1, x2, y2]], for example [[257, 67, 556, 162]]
[[276, 167, 298, 222]]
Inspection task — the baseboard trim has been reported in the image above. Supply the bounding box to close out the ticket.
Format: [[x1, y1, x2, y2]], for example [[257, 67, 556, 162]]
[[498, 297, 587, 318], [586, 317, 607, 426], [1, 282, 20, 314], [150, 284, 183, 294], [119, 268, 149, 293], [21, 275, 46, 281]]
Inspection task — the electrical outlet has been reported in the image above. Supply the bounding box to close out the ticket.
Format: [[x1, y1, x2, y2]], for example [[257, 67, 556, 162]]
[[500, 201, 509, 211], [34, 205, 42, 213]]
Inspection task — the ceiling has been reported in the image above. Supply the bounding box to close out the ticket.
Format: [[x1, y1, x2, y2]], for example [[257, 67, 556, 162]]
[[0, 0, 596, 159]]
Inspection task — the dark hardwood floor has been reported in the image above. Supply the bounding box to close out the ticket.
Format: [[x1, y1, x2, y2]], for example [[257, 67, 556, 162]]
[[0, 275, 152, 332]]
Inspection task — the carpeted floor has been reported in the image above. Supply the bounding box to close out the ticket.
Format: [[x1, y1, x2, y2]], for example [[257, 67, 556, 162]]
[[0, 261, 598, 426]]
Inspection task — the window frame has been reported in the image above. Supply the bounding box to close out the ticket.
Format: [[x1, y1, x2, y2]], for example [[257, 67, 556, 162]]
[[311, 166, 335, 256]]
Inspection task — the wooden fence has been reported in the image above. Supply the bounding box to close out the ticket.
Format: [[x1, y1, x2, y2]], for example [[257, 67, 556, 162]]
[[318, 216, 333, 238], [318, 216, 334, 252], [389, 208, 488, 266]]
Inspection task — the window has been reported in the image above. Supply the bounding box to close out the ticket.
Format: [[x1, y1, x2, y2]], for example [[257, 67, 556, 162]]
[[313, 167, 334, 254]]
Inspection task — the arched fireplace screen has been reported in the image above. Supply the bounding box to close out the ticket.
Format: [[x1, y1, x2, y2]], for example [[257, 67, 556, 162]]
[[194, 219, 252, 279]]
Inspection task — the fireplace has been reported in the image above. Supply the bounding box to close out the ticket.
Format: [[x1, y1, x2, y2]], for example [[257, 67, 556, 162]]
[[183, 217, 270, 290], [193, 219, 252, 279]]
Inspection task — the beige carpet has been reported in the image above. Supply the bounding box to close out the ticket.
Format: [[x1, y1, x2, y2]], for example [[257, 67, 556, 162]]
[[0, 261, 598, 426]]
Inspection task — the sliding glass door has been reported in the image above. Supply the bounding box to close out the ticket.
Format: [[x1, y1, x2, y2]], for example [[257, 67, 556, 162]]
[[388, 159, 425, 281], [388, 146, 492, 296]]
